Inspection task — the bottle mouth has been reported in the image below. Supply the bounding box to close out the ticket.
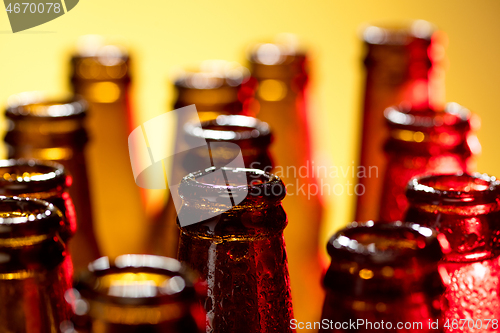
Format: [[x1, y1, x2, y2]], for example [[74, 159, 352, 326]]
[[327, 221, 442, 266], [0, 196, 63, 242], [0, 159, 68, 195], [406, 173, 500, 205], [5, 92, 87, 119], [174, 60, 250, 89], [184, 115, 271, 144], [72, 255, 198, 306], [361, 20, 435, 45]]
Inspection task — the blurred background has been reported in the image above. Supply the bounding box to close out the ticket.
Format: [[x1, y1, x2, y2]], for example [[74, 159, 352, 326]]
[[0, 0, 499, 257]]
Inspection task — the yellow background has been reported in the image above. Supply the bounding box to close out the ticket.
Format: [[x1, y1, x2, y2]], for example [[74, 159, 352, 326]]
[[1, 0, 499, 254]]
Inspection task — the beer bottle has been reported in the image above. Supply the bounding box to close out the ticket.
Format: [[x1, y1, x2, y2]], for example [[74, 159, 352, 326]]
[[65, 254, 205, 333], [379, 102, 479, 221], [177, 167, 294, 332], [405, 173, 500, 330], [0, 196, 73, 332], [355, 20, 446, 222], [321, 221, 444, 332], [247, 37, 325, 323], [4, 92, 100, 271], [70, 36, 146, 256]]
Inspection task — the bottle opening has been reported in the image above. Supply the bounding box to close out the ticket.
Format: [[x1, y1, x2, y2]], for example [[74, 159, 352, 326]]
[[6, 92, 87, 119]]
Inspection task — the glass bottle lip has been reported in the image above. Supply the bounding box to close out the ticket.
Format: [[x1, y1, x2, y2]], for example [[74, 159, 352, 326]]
[[0, 196, 63, 241], [5, 92, 87, 119], [174, 60, 250, 89], [179, 167, 286, 205], [327, 221, 442, 265], [184, 115, 272, 145], [0, 159, 68, 195], [361, 20, 436, 45], [72, 255, 199, 306], [406, 172, 500, 205]]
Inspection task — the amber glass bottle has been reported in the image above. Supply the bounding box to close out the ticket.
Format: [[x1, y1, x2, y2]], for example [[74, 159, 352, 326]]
[[70, 36, 146, 256], [4, 93, 100, 270], [405, 173, 500, 330], [355, 20, 446, 222], [247, 39, 324, 323], [177, 167, 294, 333], [147, 61, 253, 257], [65, 254, 205, 333], [379, 103, 479, 221], [0, 196, 73, 332], [320, 221, 444, 332]]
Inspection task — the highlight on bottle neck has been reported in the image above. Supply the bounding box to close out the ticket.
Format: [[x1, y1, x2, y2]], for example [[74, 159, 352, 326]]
[[173, 60, 251, 114], [66, 255, 204, 330], [324, 221, 443, 296], [384, 102, 480, 155]]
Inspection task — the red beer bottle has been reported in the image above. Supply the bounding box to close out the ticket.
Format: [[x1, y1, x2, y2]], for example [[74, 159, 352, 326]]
[[4, 93, 100, 271], [70, 36, 147, 256], [247, 37, 325, 323], [355, 20, 446, 222], [147, 61, 253, 257], [65, 254, 205, 333], [177, 168, 294, 333], [379, 102, 480, 221], [321, 221, 444, 332], [405, 173, 500, 331], [0, 196, 73, 332]]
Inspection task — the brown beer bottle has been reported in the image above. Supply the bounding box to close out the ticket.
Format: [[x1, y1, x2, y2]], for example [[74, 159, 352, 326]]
[[0, 196, 73, 332], [320, 221, 444, 332], [379, 103, 479, 221], [247, 37, 325, 323], [147, 61, 253, 257], [405, 173, 500, 330], [4, 93, 100, 271], [177, 167, 294, 333], [70, 36, 147, 256], [355, 20, 446, 222], [65, 254, 205, 333]]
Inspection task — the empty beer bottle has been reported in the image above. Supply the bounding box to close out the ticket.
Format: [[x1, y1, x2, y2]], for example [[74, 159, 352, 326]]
[[405, 173, 500, 331], [247, 37, 325, 324], [65, 254, 205, 333], [0, 196, 73, 332], [355, 20, 446, 222], [379, 102, 479, 221], [321, 221, 444, 332], [70, 35, 146, 256], [177, 167, 294, 333], [4, 92, 100, 271]]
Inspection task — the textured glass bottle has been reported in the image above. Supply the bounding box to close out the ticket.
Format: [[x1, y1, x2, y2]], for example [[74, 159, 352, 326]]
[[177, 168, 294, 333], [0, 196, 73, 332], [4, 93, 100, 271], [65, 254, 205, 333], [355, 21, 446, 222], [70, 37, 146, 256], [247, 39, 325, 323], [405, 173, 500, 331], [379, 102, 479, 221], [320, 221, 444, 332]]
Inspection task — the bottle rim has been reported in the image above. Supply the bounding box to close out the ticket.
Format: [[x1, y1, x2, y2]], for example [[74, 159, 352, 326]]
[[406, 172, 500, 204], [361, 20, 436, 45], [174, 60, 250, 89], [5, 92, 87, 119]]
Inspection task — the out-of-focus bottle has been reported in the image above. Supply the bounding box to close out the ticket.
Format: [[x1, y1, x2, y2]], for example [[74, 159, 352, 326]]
[[355, 20, 446, 222], [320, 221, 445, 332], [64, 254, 205, 333], [405, 173, 500, 331], [247, 37, 325, 324], [177, 167, 294, 333], [147, 61, 253, 257], [379, 102, 480, 221], [4, 92, 100, 270], [0, 196, 73, 332], [70, 35, 146, 256]]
